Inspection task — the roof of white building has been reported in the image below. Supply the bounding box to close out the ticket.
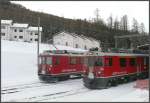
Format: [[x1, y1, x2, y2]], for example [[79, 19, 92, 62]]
[[11, 23, 29, 28], [54, 31, 100, 43], [28, 26, 42, 31], [1, 20, 13, 25]]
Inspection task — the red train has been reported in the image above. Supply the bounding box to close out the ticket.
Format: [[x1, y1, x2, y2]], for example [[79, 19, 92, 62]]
[[83, 52, 149, 89], [38, 50, 149, 89], [38, 50, 86, 82]]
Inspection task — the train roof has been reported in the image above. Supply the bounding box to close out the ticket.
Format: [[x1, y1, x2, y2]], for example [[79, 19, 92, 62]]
[[39, 51, 149, 57], [87, 52, 149, 57]]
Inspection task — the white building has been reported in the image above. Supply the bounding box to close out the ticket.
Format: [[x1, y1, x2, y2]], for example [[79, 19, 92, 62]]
[[53, 31, 101, 50], [27, 26, 42, 43], [1, 20, 42, 43], [1, 20, 13, 40]]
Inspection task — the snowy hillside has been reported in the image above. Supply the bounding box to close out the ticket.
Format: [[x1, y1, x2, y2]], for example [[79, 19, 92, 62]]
[[1, 40, 149, 102]]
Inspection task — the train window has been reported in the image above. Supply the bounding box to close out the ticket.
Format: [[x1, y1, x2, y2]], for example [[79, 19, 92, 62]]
[[144, 57, 149, 65], [40, 57, 45, 64], [46, 57, 52, 65], [95, 57, 103, 66], [129, 58, 136, 66], [70, 57, 76, 64], [146, 57, 149, 66], [84, 57, 88, 65], [120, 58, 126, 67], [105, 58, 112, 66], [55, 57, 60, 65], [78, 57, 83, 64]]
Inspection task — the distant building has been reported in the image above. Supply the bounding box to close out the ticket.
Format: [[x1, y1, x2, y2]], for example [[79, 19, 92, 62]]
[[1, 20, 42, 43], [53, 31, 101, 50], [1, 20, 13, 40]]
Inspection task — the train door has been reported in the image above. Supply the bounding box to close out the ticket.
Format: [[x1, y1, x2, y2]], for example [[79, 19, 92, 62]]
[[52, 56, 60, 74], [104, 56, 113, 77], [69, 56, 77, 73], [94, 56, 104, 77], [119, 57, 128, 74]]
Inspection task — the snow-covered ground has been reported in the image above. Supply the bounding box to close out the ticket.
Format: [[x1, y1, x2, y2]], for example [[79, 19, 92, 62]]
[[1, 40, 149, 102]]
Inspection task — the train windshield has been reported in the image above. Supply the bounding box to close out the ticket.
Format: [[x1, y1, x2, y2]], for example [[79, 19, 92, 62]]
[[87, 56, 103, 67], [40, 57, 45, 64], [46, 57, 52, 65]]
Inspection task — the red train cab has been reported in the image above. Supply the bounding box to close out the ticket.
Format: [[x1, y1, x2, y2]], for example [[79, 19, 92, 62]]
[[38, 50, 86, 82], [83, 52, 149, 89]]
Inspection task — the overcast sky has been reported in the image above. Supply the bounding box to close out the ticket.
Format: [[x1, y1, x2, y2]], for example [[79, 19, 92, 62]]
[[11, 1, 149, 32]]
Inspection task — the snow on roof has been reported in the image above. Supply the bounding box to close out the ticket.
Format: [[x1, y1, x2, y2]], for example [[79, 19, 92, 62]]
[[12, 23, 29, 28], [28, 26, 42, 31], [54, 31, 100, 42], [1, 20, 13, 25], [88, 52, 149, 57]]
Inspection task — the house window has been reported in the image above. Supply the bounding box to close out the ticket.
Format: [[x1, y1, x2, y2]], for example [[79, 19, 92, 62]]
[[30, 38, 32, 41], [1, 33, 5, 36], [35, 39, 38, 41], [120, 58, 126, 67], [14, 36, 17, 38], [19, 36, 23, 39], [70, 57, 77, 65], [30, 32, 32, 35], [35, 33, 38, 35], [75, 44, 78, 48], [14, 29, 17, 32], [19, 29, 23, 32], [66, 42, 68, 46], [1, 25, 5, 29]]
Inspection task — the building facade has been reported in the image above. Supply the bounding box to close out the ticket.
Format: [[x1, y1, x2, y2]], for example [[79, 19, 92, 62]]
[[1, 20, 42, 43], [53, 31, 101, 50]]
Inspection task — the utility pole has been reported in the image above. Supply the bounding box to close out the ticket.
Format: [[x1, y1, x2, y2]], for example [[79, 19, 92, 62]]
[[37, 17, 40, 66], [0, 18, 1, 68]]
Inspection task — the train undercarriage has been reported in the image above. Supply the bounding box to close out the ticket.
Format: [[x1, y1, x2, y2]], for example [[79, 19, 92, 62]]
[[83, 72, 148, 89], [38, 73, 83, 83]]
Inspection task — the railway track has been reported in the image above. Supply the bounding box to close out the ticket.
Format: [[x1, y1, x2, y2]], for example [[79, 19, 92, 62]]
[[1, 78, 82, 95], [1, 81, 46, 95], [16, 87, 90, 102]]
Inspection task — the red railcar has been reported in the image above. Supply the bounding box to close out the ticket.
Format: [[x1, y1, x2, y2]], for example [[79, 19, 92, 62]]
[[83, 52, 149, 89], [38, 50, 86, 82]]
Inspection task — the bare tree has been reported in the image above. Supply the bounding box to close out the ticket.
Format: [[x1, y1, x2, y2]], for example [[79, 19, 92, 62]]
[[93, 8, 104, 25], [120, 15, 128, 31], [107, 14, 113, 29], [139, 22, 145, 34], [114, 17, 119, 30], [131, 18, 139, 33]]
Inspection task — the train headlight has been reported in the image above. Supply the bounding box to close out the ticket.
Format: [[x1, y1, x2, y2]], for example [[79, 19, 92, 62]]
[[98, 71, 101, 74], [100, 68, 104, 71], [41, 69, 46, 74]]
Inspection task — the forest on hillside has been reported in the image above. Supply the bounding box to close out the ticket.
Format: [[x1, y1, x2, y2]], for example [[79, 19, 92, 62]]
[[0, 1, 148, 49]]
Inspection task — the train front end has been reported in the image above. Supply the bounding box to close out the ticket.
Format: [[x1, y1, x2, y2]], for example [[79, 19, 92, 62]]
[[83, 55, 109, 89]]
